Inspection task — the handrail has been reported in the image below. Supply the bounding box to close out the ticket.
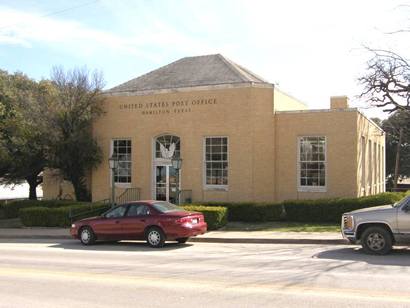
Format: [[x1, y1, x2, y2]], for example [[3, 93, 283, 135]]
[[116, 187, 141, 204], [69, 207, 109, 222]]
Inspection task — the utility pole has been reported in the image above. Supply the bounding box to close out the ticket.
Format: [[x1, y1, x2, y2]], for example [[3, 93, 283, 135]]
[[393, 128, 404, 191]]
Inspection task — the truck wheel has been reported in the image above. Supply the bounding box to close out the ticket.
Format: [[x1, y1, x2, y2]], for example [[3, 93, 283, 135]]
[[361, 226, 392, 255]]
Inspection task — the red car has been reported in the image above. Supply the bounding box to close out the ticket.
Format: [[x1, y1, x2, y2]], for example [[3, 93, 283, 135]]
[[70, 200, 207, 248]]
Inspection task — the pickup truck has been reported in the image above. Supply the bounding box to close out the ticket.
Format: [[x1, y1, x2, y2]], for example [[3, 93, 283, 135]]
[[341, 195, 410, 254]]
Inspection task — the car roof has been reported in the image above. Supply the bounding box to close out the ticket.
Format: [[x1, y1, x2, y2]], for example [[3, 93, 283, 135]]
[[123, 200, 156, 205]]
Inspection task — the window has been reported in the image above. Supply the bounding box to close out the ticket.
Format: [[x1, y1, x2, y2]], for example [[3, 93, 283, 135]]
[[105, 206, 127, 218], [298, 136, 326, 191], [152, 201, 183, 213], [368, 140, 372, 192], [155, 135, 180, 159], [112, 139, 132, 184], [204, 137, 228, 187], [361, 136, 366, 195], [126, 204, 150, 216]]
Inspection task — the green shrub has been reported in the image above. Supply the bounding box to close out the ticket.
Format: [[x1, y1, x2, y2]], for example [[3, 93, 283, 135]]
[[19, 203, 110, 227], [3, 200, 78, 218], [182, 205, 228, 230], [0, 201, 4, 219], [202, 202, 283, 222], [19, 207, 50, 227], [284, 192, 409, 223]]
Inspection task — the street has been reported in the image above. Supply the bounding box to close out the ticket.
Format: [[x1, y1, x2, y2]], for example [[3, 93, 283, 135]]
[[0, 239, 410, 307]]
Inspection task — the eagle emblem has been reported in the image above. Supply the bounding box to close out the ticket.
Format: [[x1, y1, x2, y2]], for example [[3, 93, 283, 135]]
[[160, 142, 176, 159]]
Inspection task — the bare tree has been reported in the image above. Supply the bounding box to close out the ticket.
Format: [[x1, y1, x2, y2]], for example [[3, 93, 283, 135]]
[[49, 67, 105, 201], [359, 48, 410, 113]]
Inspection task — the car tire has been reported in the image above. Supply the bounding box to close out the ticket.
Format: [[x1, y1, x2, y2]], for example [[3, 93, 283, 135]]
[[146, 227, 165, 248], [361, 226, 392, 255], [176, 237, 189, 244], [79, 226, 96, 246]]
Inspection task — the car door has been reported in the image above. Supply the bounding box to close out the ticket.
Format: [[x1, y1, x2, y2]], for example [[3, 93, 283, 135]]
[[92, 205, 128, 239], [121, 204, 151, 240], [397, 196, 410, 242]]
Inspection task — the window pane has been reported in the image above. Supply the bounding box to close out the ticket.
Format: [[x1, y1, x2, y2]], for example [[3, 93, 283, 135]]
[[205, 137, 228, 186], [113, 139, 132, 184], [298, 136, 325, 188]]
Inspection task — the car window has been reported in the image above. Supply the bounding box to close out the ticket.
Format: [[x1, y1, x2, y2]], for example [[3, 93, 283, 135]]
[[105, 206, 127, 218], [394, 195, 410, 208], [126, 204, 150, 217], [152, 201, 183, 213]]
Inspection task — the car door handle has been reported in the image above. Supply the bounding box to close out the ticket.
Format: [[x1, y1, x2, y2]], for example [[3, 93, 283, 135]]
[[140, 219, 146, 222], [115, 220, 120, 224]]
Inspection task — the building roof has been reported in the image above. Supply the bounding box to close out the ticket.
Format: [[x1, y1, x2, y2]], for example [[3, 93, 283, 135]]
[[107, 54, 270, 94]]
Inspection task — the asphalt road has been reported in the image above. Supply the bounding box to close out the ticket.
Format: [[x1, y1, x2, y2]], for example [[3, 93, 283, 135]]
[[0, 239, 410, 308]]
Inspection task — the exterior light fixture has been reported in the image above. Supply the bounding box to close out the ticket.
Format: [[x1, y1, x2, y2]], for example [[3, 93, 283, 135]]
[[108, 155, 119, 208], [171, 157, 183, 204]]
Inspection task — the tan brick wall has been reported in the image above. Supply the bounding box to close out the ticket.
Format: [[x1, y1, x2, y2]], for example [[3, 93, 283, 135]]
[[42, 169, 76, 200], [275, 110, 359, 202], [42, 85, 385, 204], [273, 88, 307, 112], [356, 113, 385, 196], [91, 85, 277, 203]]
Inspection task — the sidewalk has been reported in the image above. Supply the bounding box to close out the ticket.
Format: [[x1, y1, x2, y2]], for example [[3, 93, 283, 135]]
[[0, 228, 346, 245]]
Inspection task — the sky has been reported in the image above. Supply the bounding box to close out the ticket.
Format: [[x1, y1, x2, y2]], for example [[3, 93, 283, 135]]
[[0, 0, 409, 197], [0, 0, 409, 115]]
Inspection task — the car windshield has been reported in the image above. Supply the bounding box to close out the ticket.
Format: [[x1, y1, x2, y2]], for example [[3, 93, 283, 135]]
[[152, 201, 184, 213], [392, 195, 410, 208]]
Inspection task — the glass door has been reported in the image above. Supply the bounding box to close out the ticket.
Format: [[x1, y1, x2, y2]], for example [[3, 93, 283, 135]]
[[155, 166, 167, 201], [155, 165, 180, 202], [168, 166, 179, 204]]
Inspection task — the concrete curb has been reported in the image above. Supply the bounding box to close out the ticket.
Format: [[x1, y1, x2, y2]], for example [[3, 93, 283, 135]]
[[189, 237, 346, 245], [0, 233, 346, 245], [0, 234, 71, 240]]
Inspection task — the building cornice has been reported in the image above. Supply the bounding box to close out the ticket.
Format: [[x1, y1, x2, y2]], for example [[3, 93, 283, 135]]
[[104, 82, 273, 97]]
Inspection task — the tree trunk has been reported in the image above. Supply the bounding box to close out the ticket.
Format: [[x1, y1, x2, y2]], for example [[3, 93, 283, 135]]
[[71, 177, 90, 202], [26, 176, 38, 200], [393, 128, 404, 190]]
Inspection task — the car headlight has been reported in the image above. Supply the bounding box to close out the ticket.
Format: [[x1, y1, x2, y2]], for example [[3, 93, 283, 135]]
[[343, 215, 354, 230], [71, 224, 76, 228]]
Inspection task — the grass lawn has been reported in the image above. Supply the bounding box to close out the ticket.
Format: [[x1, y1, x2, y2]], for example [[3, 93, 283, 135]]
[[222, 221, 340, 232]]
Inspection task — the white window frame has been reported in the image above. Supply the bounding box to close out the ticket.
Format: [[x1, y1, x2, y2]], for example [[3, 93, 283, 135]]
[[110, 138, 132, 188], [203, 136, 229, 191], [297, 136, 327, 192]]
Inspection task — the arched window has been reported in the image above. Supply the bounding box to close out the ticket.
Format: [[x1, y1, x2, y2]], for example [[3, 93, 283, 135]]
[[155, 135, 180, 159]]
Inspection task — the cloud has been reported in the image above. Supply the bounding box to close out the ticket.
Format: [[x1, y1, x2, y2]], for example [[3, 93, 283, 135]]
[[0, 5, 220, 62]]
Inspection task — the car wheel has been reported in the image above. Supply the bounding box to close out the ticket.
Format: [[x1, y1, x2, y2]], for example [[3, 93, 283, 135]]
[[146, 227, 165, 248], [79, 226, 96, 246], [176, 237, 189, 244], [361, 226, 392, 255]]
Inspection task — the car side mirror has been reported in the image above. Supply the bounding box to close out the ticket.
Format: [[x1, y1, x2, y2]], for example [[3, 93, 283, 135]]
[[403, 205, 410, 213]]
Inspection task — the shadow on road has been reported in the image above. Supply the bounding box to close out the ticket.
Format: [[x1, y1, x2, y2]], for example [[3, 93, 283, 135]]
[[315, 246, 410, 266], [0, 238, 193, 252], [51, 240, 194, 252]]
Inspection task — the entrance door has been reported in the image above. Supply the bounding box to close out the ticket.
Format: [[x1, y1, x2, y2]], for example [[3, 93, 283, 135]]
[[155, 165, 180, 203]]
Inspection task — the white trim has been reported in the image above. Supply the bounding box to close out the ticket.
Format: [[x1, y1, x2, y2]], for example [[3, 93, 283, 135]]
[[110, 138, 132, 187], [203, 136, 229, 191], [297, 136, 327, 192], [151, 134, 182, 201], [277, 108, 357, 114]]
